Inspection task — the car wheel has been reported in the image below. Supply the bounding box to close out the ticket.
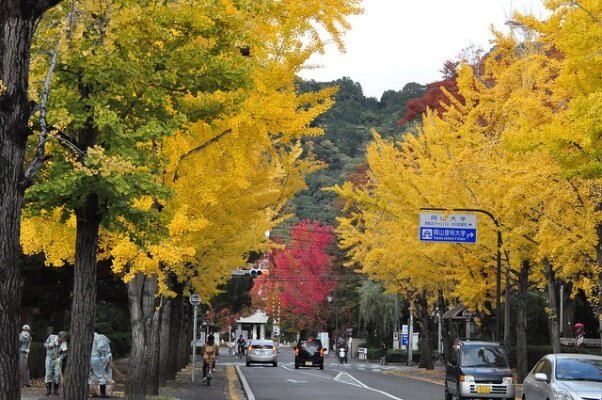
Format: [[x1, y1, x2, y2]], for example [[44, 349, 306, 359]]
[[273, 362, 278, 367], [246, 362, 250, 367], [444, 381, 452, 400], [295, 364, 299, 369]]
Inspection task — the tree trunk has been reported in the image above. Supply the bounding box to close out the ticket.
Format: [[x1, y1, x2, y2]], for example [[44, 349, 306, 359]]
[[0, 3, 57, 398], [166, 294, 181, 380], [158, 297, 172, 386], [415, 293, 434, 370], [504, 266, 511, 347], [438, 290, 451, 366], [146, 304, 161, 395], [561, 282, 576, 338], [543, 259, 561, 353], [125, 273, 158, 400], [176, 296, 192, 372], [63, 194, 101, 399], [596, 223, 602, 346], [515, 260, 530, 382]]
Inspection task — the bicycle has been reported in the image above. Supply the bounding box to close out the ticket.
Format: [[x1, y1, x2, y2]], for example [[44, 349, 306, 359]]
[[206, 362, 214, 386]]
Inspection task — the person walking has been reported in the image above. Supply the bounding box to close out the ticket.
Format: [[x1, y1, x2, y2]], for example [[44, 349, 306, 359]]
[[44, 331, 67, 396], [19, 324, 32, 387], [201, 335, 219, 383], [89, 331, 113, 398], [379, 342, 387, 365]]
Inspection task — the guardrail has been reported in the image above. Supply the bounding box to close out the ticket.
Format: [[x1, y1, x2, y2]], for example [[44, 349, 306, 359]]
[[560, 338, 600, 347]]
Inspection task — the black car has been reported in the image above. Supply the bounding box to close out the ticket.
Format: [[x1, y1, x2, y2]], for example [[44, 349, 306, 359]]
[[294, 339, 324, 370], [444, 339, 515, 400]]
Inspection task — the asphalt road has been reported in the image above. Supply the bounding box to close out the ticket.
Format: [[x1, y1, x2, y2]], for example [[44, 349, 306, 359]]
[[235, 348, 443, 400]]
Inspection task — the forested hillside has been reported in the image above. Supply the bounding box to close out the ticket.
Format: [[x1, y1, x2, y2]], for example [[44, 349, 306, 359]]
[[292, 78, 427, 223]]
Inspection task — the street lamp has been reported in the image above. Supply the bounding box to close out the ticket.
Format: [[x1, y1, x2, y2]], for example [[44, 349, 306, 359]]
[[327, 295, 338, 345]]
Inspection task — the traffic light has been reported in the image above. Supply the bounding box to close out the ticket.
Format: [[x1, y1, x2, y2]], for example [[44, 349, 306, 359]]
[[249, 268, 269, 276]]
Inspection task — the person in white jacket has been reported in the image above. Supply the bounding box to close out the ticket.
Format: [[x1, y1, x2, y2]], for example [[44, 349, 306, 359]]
[[89, 331, 113, 398], [44, 331, 67, 396], [19, 325, 32, 387]]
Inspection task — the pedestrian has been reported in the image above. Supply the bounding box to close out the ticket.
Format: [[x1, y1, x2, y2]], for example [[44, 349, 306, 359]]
[[44, 330, 67, 396], [341, 338, 350, 363], [379, 342, 387, 365], [19, 324, 32, 387], [201, 334, 219, 383], [89, 331, 113, 398]]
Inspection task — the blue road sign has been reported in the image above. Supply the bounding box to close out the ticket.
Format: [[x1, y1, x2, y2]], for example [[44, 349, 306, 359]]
[[419, 213, 477, 243]]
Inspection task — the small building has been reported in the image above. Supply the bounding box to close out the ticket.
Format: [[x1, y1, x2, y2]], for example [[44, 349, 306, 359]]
[[236, 310, 270, 340]]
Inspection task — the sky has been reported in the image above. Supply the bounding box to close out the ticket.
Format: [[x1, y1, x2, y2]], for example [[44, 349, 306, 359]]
[[298, 0, 547, 99]]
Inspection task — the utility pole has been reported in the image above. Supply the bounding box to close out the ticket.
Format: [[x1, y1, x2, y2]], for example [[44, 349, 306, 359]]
[[407, 307, 414, 366], [189, 294, 201, 383]]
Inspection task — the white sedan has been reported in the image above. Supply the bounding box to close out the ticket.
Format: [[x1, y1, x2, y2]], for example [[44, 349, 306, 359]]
[[523, 353, 602, 400]]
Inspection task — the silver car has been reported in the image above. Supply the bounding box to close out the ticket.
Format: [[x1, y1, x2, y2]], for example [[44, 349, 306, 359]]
[[523, 353, 602, 400], [245, 339, 278, 367]]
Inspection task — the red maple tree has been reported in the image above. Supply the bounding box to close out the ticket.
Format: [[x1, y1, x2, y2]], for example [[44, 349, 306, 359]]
[[250, 220, 336, 333], [400, 60, 466, 125]]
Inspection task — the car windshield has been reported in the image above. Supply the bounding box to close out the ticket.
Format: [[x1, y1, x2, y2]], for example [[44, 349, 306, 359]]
[[556, 358, 602, 381], [301, 341, 321, 351], [461, 345, 508, 368], [251, 341, 274, 349]]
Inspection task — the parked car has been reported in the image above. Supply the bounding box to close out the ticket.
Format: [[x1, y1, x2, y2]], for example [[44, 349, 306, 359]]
[[523, 353, 602, 400], [294, 338, 324, 370], [246, 339, 278, 367], [445, 339, 515, 400]]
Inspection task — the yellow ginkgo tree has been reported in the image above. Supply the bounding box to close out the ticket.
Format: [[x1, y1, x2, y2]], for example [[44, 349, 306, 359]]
[[23, 0, 361, 397], [333, 5, 602, 379]]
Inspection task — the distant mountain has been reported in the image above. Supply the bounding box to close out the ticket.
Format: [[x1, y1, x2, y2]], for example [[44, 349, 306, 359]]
[[289, 77, 427, 224]]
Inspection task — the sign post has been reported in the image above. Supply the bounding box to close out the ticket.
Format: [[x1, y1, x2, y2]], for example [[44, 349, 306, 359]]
[[189, 294, 201, 382], [419, 212, 477, 243], [420, 207, 503, 342]]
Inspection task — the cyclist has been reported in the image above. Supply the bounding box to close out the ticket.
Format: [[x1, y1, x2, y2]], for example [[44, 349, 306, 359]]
[[202, 335, 219, 383], [236, 335, 246, 358]]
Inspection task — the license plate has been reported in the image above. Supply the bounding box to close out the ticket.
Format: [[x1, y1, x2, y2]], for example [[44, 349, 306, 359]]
[[476, 386, 492, 394], [305, 361, 313, 366]]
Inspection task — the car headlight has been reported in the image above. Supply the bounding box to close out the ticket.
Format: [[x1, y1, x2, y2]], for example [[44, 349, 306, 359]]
[[460, 375, 475, 383], [502, 377, 513, 384], [553, 388, 574, 400]]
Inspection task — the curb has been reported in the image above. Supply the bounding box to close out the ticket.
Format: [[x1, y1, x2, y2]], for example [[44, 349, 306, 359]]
[[234, 365, 255, 400]]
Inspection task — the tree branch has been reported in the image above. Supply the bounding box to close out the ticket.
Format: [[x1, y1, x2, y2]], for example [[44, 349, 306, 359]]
[[173, 128, 233, 181]]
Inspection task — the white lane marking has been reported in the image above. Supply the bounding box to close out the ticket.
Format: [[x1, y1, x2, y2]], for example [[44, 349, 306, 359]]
[[334, 371, 404, 400], [281, 365, 332, 380], [286, 379, 308, 384], [334, 372, 363, 388]]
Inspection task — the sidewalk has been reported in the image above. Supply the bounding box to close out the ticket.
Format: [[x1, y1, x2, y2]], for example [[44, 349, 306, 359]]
[[20, 353, 244, 400]]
